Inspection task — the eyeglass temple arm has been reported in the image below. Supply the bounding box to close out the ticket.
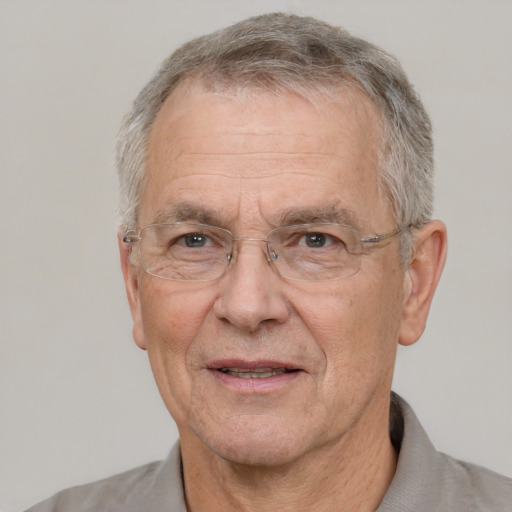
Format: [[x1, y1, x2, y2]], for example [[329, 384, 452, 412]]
[[361, 223, 417, 244], [360, 229, 400, 244], [361, 223, 423, 244]]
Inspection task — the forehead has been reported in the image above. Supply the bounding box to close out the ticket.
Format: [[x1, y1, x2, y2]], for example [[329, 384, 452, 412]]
[[142, 83, 388, 229], [148, 82, 383, 158]]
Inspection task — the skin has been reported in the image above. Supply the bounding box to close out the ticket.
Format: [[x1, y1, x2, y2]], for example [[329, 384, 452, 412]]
[[119, 83, 447, 511]]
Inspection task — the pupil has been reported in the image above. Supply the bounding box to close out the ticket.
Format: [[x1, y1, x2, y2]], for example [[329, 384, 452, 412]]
[[184, 233, 206, 247], [306, 233, 326, 247]]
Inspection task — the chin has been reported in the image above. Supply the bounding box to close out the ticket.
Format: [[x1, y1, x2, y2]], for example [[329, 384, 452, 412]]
[[192, 414, 321, 468]]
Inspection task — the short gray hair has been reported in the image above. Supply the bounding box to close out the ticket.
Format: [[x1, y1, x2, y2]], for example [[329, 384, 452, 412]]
[[116, 12, 434, 262]]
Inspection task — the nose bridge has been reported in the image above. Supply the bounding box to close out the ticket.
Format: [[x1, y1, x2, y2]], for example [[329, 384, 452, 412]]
[[232, 235, 269, 244], [229, 236, 272, 267]]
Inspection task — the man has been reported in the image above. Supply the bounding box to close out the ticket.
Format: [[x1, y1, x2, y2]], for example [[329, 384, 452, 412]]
[[28, 12, 511, 512]]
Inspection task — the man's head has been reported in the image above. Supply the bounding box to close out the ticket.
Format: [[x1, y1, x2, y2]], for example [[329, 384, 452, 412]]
[[117, 13, 446, 470]]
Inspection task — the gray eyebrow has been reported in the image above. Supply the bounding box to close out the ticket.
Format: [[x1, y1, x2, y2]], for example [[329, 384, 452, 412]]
[[276, 205, 360, 227], [151, 203, 224, 226]]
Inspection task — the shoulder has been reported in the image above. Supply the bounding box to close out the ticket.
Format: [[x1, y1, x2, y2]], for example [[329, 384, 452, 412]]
[[436, 453, 512, 510], [380, 394, 512, 511], [25, 462, 161, 512], [25, 444, 186, 512]]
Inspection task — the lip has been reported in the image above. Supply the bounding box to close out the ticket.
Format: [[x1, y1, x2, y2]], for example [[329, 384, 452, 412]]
[[208, 359, 301, 371], [207, 359, 304, 392]]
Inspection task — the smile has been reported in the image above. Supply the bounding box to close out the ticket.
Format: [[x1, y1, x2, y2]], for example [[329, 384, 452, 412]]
[[218, 368, 295, 379]]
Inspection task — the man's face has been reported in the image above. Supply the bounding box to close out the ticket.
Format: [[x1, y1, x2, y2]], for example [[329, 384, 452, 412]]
[[122, 84, 409, 466]]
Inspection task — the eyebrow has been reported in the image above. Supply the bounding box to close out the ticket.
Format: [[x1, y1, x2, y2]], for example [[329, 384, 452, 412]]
[[149, 202, 359, 229], [151, 203, 224, 226], [276, 204, 360, 228]]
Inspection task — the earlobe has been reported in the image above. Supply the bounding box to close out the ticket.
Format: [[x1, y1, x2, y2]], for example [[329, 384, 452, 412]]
[[118, 231, 148, 351], [398, 220, 447, 346]]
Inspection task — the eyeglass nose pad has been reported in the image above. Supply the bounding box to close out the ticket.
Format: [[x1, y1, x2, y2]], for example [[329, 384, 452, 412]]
[[226, 246, 240, 268], [268, 247, 278, 262]]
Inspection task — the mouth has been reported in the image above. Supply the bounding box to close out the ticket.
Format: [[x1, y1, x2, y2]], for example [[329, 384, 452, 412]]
[[208, 361, 303, 391], [218, 367, 299, 379]]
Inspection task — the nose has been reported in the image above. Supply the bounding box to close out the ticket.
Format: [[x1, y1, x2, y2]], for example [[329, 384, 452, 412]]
[[213, 241, 289, 332]]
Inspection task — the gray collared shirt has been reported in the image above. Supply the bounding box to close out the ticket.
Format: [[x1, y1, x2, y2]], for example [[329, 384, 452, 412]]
[[26, 394, 512, 511]]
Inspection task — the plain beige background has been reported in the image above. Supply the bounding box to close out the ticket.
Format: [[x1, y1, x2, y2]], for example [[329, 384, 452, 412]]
[[1, 1, 511, 510]]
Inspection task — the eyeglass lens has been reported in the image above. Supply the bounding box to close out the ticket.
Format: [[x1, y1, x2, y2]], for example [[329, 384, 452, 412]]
[[137, 223, 363, 282]]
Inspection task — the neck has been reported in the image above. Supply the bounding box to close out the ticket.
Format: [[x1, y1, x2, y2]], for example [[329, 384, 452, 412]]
[[180, 399, 397, 512]]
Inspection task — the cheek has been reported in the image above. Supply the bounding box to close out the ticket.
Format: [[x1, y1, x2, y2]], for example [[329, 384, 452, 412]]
[[295, 269, 404, 368], [140, 281, 213, 341], [137, 282, 218, 422], [138, 281, 217, 383]]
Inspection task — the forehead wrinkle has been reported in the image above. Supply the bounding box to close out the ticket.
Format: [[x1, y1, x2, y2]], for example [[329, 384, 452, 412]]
[[162, 169, 350, 184], [175, 154, 335, 171], [179, 151, 333, 158], [170, 156, 337, 181]]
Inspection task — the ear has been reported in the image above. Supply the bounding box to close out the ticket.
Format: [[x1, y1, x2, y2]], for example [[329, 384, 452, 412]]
[[398, 220, 447, 346], [118, 230, 148, 350]]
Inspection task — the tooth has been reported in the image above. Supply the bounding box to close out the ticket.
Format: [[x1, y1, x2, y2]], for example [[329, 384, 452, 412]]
[[220, 368, 288, 378]]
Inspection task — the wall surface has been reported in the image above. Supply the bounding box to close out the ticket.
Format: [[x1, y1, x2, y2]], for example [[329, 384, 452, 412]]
[[1, 1, 511, 510]]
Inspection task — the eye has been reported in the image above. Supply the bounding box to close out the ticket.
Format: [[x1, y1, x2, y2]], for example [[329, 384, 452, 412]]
[[181, 232, 213, 248], [299, 232, 340, 248], [303, 233, 328, 248]]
